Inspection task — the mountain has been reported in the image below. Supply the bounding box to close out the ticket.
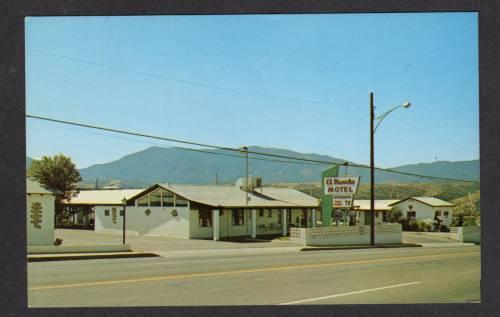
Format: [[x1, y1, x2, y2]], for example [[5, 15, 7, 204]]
[[26, 156, 33, 170], [77, 146, 479, 187]]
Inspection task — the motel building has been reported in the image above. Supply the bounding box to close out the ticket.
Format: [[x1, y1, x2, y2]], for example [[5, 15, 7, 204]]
[[64, 177, 319, 240], [388, 197, 455, 228], [352, 200, 400, 225], [62, 189, 145, 230]]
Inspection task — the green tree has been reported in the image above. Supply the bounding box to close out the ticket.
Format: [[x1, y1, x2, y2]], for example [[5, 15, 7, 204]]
[[386, 207, 403, 223], [28, 154, 81, 201]]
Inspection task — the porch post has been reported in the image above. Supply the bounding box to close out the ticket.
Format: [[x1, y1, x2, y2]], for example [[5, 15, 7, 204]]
[[213, 209, 220, 241], [311, 208, 316, 227], [282, 208, 287, 236], [251, 209, 257, 238]]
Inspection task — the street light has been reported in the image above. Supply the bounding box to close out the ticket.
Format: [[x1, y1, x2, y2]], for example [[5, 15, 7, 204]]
[[370, 92, 411, 246], [122, 197, 127, 245]]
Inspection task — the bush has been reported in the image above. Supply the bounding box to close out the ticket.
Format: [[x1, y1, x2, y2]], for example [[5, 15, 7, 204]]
[[400, 219, 419, 231], [417, 219, 433, 232], [387, 209, 403, 223], [463, 217, 477, 227], [440, 225, 450, 232]]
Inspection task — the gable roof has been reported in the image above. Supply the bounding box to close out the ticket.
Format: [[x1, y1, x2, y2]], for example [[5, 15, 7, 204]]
[[129, 184, 319, 208], [353, 200, 400, 211], [389, 196, 454, 207], [27, 178, 54, 195], [64, 189, 145, 205]]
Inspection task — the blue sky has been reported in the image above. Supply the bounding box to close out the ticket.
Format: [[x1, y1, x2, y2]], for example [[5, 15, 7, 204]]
[[26, 13, 478, 169]]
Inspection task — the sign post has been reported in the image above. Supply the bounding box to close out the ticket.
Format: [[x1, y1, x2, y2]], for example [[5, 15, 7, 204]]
[[321, 166, 339, 227]]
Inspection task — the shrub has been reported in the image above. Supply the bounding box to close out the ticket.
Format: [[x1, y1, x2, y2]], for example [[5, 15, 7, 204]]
[[387, 209, 403, 223], [463, 217, 477, 227], [440, 225, 450, 232], [416, 219, 433, 232], [400, 219, 419, 231]]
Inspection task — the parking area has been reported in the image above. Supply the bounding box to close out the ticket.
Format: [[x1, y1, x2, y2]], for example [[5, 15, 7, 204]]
[[54, 229, 298, 252]]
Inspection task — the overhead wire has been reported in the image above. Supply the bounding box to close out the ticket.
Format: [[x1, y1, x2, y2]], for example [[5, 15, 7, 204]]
[[26, 114, 478, 183], [31, 49, 363, 109]]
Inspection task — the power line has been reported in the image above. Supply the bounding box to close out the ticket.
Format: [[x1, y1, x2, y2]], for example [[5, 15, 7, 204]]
[[26, 114, 478, 183], [31, 49, 362, 109]]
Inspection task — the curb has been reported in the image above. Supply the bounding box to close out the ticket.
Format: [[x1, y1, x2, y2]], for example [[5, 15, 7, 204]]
[[300, 244, 421, 251], [28, 252, 159, 262]]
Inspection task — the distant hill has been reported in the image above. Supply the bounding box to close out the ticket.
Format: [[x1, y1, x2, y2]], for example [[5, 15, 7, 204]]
[[26, 157, 33, 171], [75, 146, 479, 188]]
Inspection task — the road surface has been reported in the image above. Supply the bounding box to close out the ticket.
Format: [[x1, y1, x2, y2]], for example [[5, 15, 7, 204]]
[[28, 246, 480, 307]]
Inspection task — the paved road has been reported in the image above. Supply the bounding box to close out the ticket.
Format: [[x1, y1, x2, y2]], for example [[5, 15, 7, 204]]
[[28, 246, 480, 307]]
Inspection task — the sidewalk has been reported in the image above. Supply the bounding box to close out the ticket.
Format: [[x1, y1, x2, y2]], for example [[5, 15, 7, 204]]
[[28, 251, 159, 262]]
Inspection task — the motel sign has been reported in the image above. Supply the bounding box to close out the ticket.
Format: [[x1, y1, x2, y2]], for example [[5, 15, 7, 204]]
[[324, 176, 360, 195], [324, 176, 360, 211]]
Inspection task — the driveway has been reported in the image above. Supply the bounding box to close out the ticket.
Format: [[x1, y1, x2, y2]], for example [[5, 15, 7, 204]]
[[54, 229, 299, 253], [402, 231, 455, 244]]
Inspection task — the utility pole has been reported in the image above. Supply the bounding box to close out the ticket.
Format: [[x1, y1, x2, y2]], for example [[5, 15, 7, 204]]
[[370, 92, 375, 246], [241, 146, 249, 219]]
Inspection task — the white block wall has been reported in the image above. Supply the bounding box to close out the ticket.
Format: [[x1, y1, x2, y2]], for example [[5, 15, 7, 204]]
[[290, 224, 402, 246], [27, 193, 55, 246], [95, 205, 190, 238]]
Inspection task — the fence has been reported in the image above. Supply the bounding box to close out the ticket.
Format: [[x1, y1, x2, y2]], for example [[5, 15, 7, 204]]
[[450, 226, 480, 244], [290, 224, 402, 246]]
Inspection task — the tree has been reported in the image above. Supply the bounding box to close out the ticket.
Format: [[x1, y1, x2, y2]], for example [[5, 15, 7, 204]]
[[28, 154, 81, 201], [386, 207, 403, 223]]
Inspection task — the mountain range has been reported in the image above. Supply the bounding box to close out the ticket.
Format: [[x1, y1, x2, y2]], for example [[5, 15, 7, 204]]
[[26, 146, 478, 188]]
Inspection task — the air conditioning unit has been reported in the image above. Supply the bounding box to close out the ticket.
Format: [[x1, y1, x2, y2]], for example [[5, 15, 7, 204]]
[[236, 176, 263, 190]]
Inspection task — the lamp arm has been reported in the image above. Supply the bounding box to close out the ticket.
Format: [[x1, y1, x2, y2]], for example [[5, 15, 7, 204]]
[[373, 104, 404, 133]]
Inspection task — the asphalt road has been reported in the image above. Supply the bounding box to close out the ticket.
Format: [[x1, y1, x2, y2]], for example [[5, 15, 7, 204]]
[[28, 246, 480, 307]]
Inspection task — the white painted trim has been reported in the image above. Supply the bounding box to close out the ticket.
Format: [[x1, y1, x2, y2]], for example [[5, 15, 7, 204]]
[[251, 209, 257, 238], [282, 208, 287, 236], [213, 209, 220, 241]]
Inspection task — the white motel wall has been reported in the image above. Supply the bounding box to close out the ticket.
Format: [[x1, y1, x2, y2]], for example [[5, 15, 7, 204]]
[[188, 208, 309, 239], [94, 205, 191, 238], [290, 224, 402, 246], [27, 191, 55, 246]]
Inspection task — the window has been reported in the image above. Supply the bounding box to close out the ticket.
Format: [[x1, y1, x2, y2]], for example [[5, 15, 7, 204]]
[[268, 209, 272, 218], [435, 210, 442, 217], [162, 190, 174, 207], [104, 210, 110, 216], [150, 190, 161, 207], [277, 210, 282, 224], [259, 209, 264, 217], [407, 211, 416, 221], [120, 209, 124, 216], [232, 209, 245, 226], [176, 197, 188, 207], [198, 209, 212, 227], [137, 196, 149, 207], [444, 211, 449, 217]]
